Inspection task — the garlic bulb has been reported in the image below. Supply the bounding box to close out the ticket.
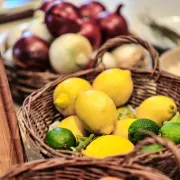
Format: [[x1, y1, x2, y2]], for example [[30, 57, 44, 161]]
[[33, 9, 45, 22], [27, 20, 53, 43], [3, 48, 15, 67], [98, 52, 118, 69], [111, 44, 147, 68], [49, 33, 93, 74], [90, 51, 118, 69], [7, 23, 28, 48]]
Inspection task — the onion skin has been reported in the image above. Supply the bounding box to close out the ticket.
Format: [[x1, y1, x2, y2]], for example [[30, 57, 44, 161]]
[[13, 33, 49, 71], [49, 33, 92, 74], [80, 19, 102, 49], [98, 4, 129, 42], [80, 0, 106, 19], [45, 1, 81, 37]]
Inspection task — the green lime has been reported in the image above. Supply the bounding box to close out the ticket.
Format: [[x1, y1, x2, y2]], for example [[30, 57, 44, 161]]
[[141, 144, 163, 153], [159, 122, 180, 144], [45, 127, 76, 149], [117, 106, 135, 120], [128, 118, 159, 144]]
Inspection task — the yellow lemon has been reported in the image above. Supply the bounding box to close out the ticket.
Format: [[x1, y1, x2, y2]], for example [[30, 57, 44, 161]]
[[117, 106, 136, 120], [92, 68, 133, 107], [53, 78, 92, 116], [99, 177, 122, 180], [137, 95, 177, 127], [59, 116, 87, 138], [113, 118, 137, 139], [83, 135, 134, 158], [75, 90, 117, 135]]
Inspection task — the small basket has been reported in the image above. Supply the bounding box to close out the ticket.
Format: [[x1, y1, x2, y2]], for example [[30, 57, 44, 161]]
[[1, 156, 171, 180], [18, 36, 180, 177]]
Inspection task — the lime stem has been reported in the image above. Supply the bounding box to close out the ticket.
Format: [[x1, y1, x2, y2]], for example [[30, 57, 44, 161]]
[[75, 134, 95, 152]]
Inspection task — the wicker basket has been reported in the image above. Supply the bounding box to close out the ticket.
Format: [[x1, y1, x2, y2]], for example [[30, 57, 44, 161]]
[[2, 33, 151, 104], [0, 33, 62, 103], [1, 156, 171, 180], [18, 36, 180, 177], [5, 63, 61, 104]]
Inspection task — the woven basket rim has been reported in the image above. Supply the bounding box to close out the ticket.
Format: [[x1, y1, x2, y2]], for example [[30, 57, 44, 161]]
[[1, 154, 172, 180]]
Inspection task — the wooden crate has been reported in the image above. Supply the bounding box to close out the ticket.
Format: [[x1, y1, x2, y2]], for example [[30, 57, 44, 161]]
[[0, 55, 24, 174]]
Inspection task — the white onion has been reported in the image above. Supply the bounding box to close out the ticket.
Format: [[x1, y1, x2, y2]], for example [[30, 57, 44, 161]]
[[111, 44, 145, 68], [49, 33, 93, 74]]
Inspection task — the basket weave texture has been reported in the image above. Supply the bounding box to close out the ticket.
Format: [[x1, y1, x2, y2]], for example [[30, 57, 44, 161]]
[[1, 156, 171, 180], [18, 36, 180, 178], [5, 64, 60, 103]]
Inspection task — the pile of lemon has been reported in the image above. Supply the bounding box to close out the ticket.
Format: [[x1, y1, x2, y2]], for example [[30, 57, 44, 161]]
[[45, 68, 179, 158]]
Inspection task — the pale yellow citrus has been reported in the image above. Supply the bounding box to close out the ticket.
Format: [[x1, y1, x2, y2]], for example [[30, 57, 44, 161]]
[[99, 177, 123, 180], [137, 95, 177, 127], [82, 135, 134, 158], [59, 116, 87, 138], [53, 78, 92, 116], [113, 118, 137, 139], [75, 90, 117, 135], [92, 68, 133, 106]]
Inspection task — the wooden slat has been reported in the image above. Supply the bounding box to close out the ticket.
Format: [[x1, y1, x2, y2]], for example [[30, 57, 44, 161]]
[[0, 92, 18, 174], [0, 55, 24, 174]]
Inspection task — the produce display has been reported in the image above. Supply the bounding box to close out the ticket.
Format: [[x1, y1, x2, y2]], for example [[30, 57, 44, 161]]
[[46, 68, 179, 158], [3, 0, 149, 74]]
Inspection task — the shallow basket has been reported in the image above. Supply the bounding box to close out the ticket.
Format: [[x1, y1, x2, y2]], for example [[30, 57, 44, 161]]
[[1, 156, 171, 180], [18, 36, 180, 178]]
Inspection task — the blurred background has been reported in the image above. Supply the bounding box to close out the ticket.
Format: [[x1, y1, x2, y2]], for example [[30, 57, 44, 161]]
[[1, 0, 180, 39]]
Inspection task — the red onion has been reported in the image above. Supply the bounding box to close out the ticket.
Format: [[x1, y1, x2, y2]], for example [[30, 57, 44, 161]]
[[80, 19, 102, 49], [39, 0, 56, 12], [80, 0, 106, 19], [98, 4, 129, 42], [13, 32, 49, 71], [45, 1, 81, 37]]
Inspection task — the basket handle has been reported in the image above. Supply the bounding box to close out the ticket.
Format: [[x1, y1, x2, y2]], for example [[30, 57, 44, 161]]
[[93, 35, 159, 73], [125, 132, 180, 168]]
